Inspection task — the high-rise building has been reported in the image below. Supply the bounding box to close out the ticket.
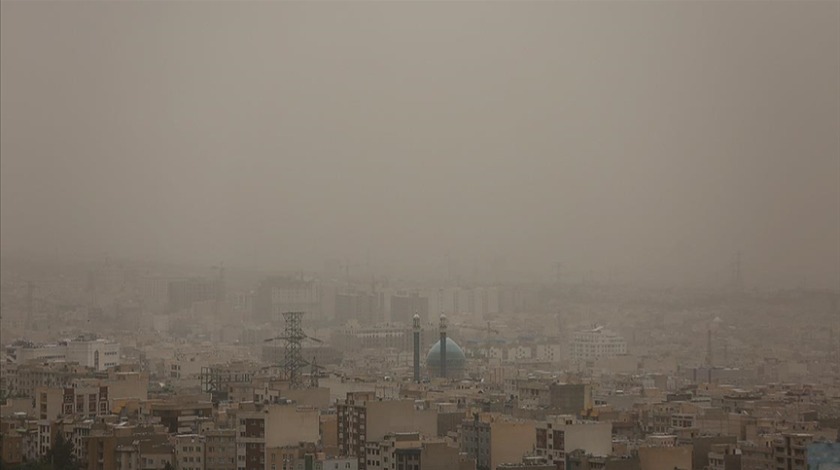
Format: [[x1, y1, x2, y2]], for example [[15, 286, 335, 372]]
[[335, 292, 381, 324], [253, 276, 320, 323], [167, 278, 221, 314], [390, 293, 429, 325]]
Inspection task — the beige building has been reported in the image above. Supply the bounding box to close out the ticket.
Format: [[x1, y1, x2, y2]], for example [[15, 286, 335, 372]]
[[235, 403, 320, 470], [637, 445, 692, 470], [337, 392, 439, 470], [175, 434, 205, 470], [366, 432, 471, 470], [205, 429, 236, 470], [772, 433, 811, 470], [85, 424, 174, 470], [460, 413, 536, 470], [534, 415, 612, 467]]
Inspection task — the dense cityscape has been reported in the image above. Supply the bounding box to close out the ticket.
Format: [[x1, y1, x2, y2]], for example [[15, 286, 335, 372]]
[[2, 1, 839, 469], [1, 256, 838, 469]]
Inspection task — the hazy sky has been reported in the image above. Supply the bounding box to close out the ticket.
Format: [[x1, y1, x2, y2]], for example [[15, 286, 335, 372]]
[[2, 1, 838, 288]]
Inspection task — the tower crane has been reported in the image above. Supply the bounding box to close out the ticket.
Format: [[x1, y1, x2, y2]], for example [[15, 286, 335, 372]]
[[453, 321, 500, 338]]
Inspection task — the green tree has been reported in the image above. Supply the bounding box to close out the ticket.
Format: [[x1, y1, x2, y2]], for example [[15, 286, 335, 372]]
[[42, 432, 79, 470]]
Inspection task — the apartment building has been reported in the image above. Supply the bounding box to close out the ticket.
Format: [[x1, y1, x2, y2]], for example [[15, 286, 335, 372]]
[[460, 414, 535, 470], [235, 403, 319, 470], [176, 434, 206, 470], [205, 429, 237, 470], [534, 416, 612, 468]]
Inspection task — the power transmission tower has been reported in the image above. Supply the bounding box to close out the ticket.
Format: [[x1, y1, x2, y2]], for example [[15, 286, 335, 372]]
[[283, 311, 306, 389], [264, 311, 323, 388]]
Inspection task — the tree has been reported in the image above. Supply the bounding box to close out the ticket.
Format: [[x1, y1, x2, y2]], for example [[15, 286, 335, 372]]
[[42, 432, 79, 470]]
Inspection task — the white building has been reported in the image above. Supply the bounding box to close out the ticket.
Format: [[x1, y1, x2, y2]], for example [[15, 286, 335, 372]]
[[65, 338, 120, 371], [508, 345, 533, 362], [12, 343, 67, 364], [535, 416, 612, 466], [569, 326, 627, 362], [10, 337, 120, 372], [535, 344, 564, 363]]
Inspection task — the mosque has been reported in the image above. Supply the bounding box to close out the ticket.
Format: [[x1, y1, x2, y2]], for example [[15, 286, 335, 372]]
[[413, 313, 466, 380]]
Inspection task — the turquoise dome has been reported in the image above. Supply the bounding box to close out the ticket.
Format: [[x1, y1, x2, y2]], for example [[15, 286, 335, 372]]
[[426, 338, 466, 377]]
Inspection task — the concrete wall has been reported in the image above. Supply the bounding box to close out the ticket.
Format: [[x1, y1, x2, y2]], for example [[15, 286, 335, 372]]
[[282, 387, 331, 410], [321, 414, 338, 450], [265, 405, 319, 447], [565, 422, 612, 458], [33, 387, 63, 421], [366, 400, 438, 442], [107, 372, 149, 400], [638, 446, 692, 470], [420, 441, 461, 470], [490, 420, 536, 470]]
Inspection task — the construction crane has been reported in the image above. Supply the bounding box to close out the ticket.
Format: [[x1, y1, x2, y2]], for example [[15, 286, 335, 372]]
[[338, 259, 360, 284], [453, 321, 500, 338]]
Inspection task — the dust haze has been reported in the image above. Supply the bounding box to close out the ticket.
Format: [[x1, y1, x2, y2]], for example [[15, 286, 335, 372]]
[[2, 1, 839, 289]]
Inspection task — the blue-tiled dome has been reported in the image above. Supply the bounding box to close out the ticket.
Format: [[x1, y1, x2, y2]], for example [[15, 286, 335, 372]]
[[426, 338, 466, 377]]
